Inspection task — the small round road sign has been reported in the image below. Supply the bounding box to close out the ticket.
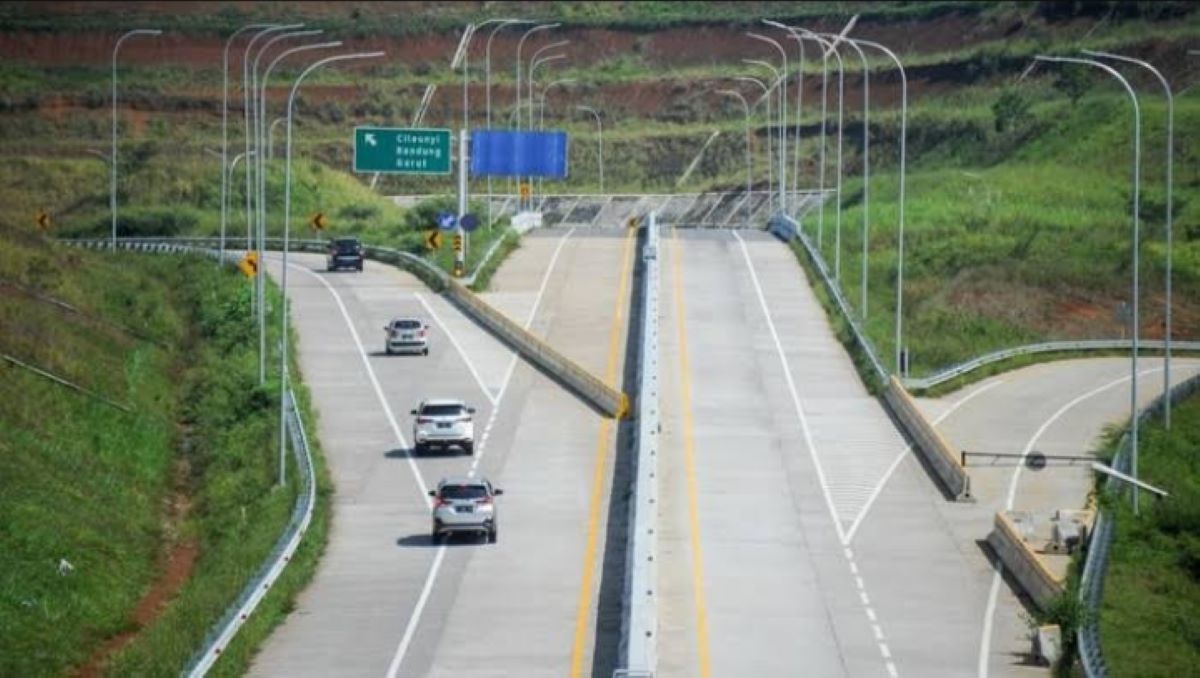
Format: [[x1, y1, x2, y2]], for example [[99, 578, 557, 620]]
[[460, 214, 479, 232]]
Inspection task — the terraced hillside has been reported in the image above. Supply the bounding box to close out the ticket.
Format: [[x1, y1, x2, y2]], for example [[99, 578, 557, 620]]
[[1, 0, 1198, 375]]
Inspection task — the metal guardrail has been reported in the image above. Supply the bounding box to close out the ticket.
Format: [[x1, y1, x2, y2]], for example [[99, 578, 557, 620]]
[[66, 237, 627, 417], [787, 217, 890, 383], [58, 239, 318, 677], [184, 387, 317, 677], [618, 214, 660, 677], [904, 340, 1200, 392], [1077, 372, 1200, 677]]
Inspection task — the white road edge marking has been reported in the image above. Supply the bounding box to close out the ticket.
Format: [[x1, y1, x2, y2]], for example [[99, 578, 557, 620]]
[[844, 378, 1007, 544], [386, 227, 575, 678], [413, 292, 499, 406], [286, 261, 429, 502], [977, 364, 1197, 677], [733, 231, 898, 677]]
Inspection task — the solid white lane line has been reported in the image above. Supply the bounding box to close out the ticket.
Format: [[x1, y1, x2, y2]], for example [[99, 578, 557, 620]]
[[977, 365, 1196, 678], [731, 230, 845, 543], [844, 378, 1007, 544], [733, 231, 898, 676], [287, 261, 429, 503], [414, 292, 498, 406], [385, 228, 575, 678]]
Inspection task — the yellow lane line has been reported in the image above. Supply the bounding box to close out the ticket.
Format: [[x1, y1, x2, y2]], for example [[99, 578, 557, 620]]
[[670, 227, 712, 678], [570, 227, 638, 677]]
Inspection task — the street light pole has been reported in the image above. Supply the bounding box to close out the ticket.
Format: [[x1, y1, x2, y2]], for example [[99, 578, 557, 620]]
[[111, 28, 161, 253], [267, 116, 287, 159], [253, 29, 323, 387], [735, 76, 772, 214], [577, 105, 603, 192], [515, 23, 558, 210], [796, 33, 845, 281], [852, 37, 907, 376], [1036, 55, 1142, 513], [1083, 49, 1174, 430], [485, 20, 532, 229], [748, 32, 788, 214], [221, 23, 273, 264], [242, 26, 297, 254], [539, 77, 576, 200], [825, 34, 872, 318], [718, 89, 753, 224], [280, 50, 384, 486], [763, 21, 807, 230]]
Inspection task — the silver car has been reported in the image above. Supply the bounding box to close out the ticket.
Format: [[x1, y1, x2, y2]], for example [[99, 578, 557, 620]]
[[411, 399, 475, 455], [384, 317, 429, 355], [429, 476, 502, 543]]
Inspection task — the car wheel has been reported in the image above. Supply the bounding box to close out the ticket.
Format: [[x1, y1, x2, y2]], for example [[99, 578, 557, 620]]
[[431, 530, 442, 545], [488, 527, 497, 544], [385, 347, 393, 356], [422, 347, 429, 356], [357, 262, 364, 272], [463, 443, 474, 456], [413, 442, 424, 455]]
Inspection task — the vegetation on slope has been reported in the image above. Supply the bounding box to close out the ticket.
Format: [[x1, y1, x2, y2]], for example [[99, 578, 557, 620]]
[[0, 227, 330, 676]]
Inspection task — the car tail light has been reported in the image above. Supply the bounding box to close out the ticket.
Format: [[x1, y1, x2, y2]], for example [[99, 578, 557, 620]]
[[433, 496, 448, 508], [417, 329, 426, 338], [417, 417, 433, 424], [477, 496, 492, 506]]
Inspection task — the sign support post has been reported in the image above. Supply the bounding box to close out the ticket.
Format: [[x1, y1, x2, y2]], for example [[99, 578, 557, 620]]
[[457, 127, 469, 274]]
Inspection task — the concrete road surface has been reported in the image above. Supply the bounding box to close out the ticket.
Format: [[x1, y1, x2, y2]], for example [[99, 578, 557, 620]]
[[250, 227, 634, 677], [916, 356, 1200, 678]]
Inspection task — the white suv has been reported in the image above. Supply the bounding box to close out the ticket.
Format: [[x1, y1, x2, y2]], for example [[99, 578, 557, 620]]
[[411, 399, 476, 455], [429, 476, 502, 543], [384, 317, 429, 355]]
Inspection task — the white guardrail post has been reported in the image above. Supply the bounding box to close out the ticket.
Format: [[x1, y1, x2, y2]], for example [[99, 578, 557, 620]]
[[618, 213, 660, 678]]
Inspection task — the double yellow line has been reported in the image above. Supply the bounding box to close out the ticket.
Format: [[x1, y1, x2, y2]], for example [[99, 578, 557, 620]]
[[570, 227, 711, 678], [571, 227, 637, 676]]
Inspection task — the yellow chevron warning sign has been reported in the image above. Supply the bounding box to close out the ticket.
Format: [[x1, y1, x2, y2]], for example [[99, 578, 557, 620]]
[[238, 251, 259, 278]]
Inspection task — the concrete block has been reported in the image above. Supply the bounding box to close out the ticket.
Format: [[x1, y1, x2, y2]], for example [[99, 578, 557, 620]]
[[1034, 624, 1062, 666]]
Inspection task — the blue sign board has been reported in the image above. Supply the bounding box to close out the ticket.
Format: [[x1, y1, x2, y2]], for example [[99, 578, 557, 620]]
[[470, 130, 569, 179], [436, 211, 457, 231]]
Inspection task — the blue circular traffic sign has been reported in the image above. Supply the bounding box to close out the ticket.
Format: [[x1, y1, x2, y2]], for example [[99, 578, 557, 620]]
[[436, 211, 457, 231], [460, 213, 480, 232]]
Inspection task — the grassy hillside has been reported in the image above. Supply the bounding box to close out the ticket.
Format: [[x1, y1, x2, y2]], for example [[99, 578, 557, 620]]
[[0, 227, 330, 676], [0, 0, 1197, 376], [1098, 389, 1200, 676]]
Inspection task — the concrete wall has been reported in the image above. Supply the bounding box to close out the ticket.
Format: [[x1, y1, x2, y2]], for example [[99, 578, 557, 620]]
[[882, 375, 972, 500], [988, 512, 1066, 611]]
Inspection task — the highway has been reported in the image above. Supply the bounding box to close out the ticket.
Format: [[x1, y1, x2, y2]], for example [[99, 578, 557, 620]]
[[251, 227, 634, 677], [246, 226, 1196, 678]]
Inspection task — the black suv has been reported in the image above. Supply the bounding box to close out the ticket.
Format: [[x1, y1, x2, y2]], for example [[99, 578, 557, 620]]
[[326, 237, 364, 272]]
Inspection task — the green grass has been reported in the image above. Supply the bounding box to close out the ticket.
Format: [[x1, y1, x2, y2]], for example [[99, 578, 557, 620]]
[[1097, 388, 1200, 677], [0, 228, 330, 676]]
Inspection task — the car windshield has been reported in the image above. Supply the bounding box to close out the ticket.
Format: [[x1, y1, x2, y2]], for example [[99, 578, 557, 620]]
[[440, 484, 488, 501], [421, 404, 465, 417], [393, 320, 422, 330], [333, 239, 359, 252]]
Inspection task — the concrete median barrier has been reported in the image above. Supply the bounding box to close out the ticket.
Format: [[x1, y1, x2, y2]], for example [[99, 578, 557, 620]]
[[988, 511, 1065, 610], [882, 375, 972, 500]]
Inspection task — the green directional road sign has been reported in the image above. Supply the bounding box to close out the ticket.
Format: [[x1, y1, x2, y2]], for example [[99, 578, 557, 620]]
[[353, 126, 452, 175]]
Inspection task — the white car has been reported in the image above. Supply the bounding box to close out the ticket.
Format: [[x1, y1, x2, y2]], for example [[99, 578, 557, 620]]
[[384, 317, 429, 355], [411, 399, 475, 455], [429, 476, 502, 543]]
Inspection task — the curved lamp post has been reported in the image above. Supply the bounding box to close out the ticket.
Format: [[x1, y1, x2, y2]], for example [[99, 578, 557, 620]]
[[718, 89, 753, 224], [111, 28, 162, 252], [243, 25, 301, 252], [763, 20, 807, 228], [748, 32, 788, 213], [252, 29, 323, 386], [576, 105, 604, 193], [1083, 49, 1174, 430], [279, 50, 385, 485], [845, 36, 906, 377], [484, 19, 533, 228], [735, 75, 772, 214], [1035, 54, 1142, 512], [221, 23, 274, 261], [538, 77, 576, 200]]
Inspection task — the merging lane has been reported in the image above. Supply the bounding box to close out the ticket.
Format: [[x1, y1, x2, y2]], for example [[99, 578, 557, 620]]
[[251, 227, 633, 677]]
